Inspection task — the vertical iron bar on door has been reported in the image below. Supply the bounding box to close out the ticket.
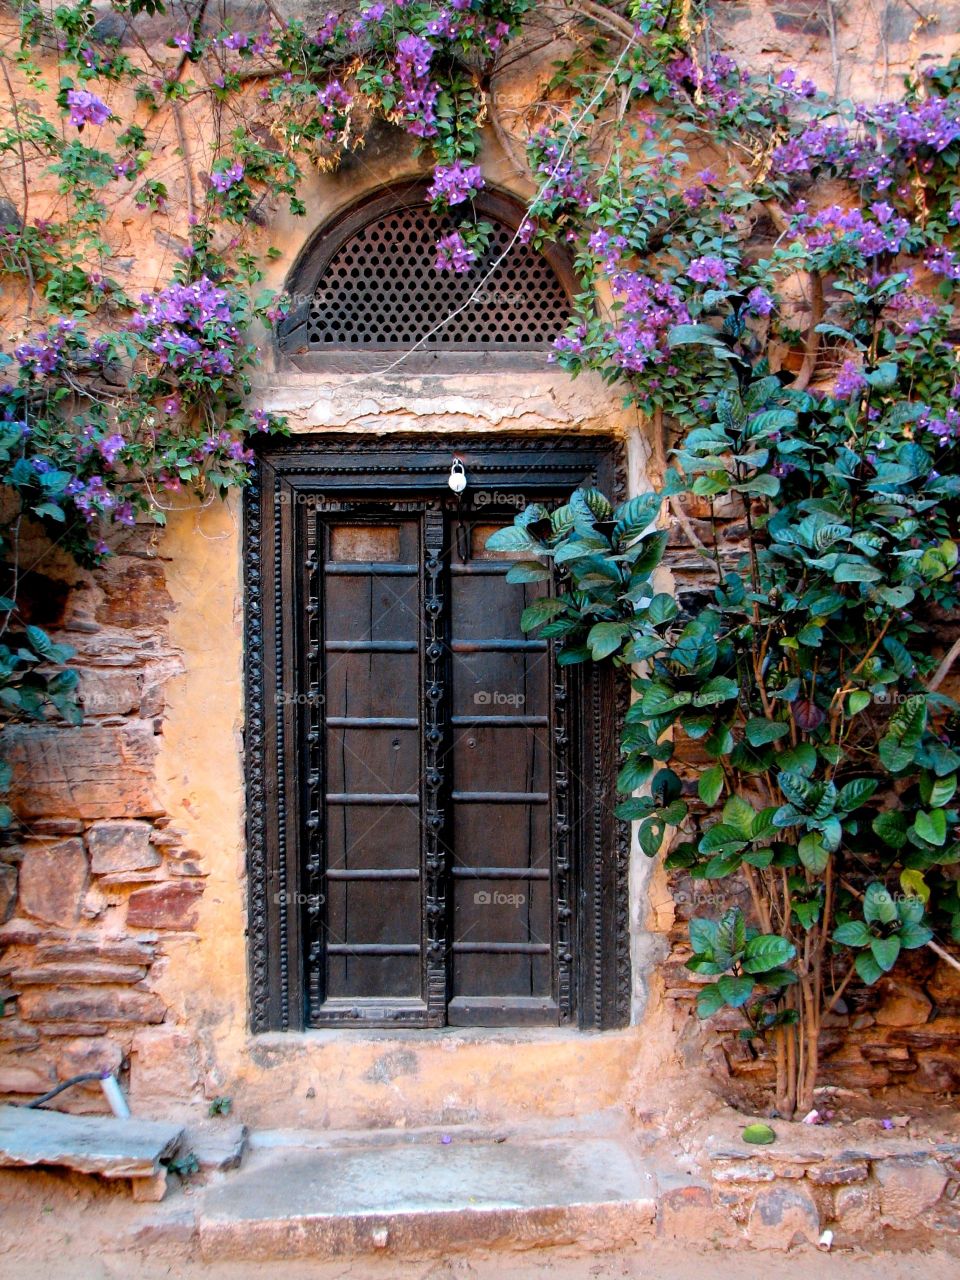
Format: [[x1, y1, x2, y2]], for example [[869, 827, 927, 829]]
[[422, 503, 449, 1024]]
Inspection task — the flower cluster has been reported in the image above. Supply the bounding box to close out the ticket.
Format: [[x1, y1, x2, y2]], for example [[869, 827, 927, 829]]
[[665, 53, 748, 117], [790, 203, 911, 258], [132, 277, 241, 380], [428, 162, 485, 207], [688, 256, 729, 286], [14, 319, 77, 376], [435, 230, 475, 273], [771, 124, 855, 176], [66, 88, 111, 129], [833, 360, 868, 401], [315, 81, 352, 141], [871, 96, 960, 160], [608, 275, 690, 373], [394, 34, 439, 138], [209, 162, 245, 195], [531, 132, 591, 212]]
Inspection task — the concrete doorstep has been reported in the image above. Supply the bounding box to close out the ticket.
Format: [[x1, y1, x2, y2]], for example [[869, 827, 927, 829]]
[[188, 1126, 660, 1261]]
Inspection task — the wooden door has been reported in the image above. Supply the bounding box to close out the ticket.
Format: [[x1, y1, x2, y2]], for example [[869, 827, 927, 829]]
[[245, 438, 628, 1033]]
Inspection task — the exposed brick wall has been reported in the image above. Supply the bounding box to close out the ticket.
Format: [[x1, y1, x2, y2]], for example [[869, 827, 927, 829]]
[[0, 532, 203, 1107]]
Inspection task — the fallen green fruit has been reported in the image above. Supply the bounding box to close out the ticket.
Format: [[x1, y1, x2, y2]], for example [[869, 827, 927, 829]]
[[742, 1123, 776, 1145]]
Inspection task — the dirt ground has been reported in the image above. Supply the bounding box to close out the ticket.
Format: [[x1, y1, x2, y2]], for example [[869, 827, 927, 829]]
[[2, 1240, 959, 1280]]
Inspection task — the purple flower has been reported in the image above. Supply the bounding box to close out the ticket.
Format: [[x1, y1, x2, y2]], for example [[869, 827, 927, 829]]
[[394, 34, 438, 138], [746, 286, 774, 316], [926, 246, 960, 280], [66, 89, 110, 129], [834, 360, 868, 401], [97, 433, 126, 465], [434, 231, 475, 274], [209, 162, 245, 194], [427, 162, 485, 207], [688, 255, 728, 286]]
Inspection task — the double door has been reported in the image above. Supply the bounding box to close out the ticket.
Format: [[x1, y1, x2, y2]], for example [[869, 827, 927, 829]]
[[245, 440, 627, 1032]]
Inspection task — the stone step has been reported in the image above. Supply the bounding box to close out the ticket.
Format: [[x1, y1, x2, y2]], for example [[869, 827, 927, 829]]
[[195, 1124, 659, 1261], [0, 1102, 183, 1200]]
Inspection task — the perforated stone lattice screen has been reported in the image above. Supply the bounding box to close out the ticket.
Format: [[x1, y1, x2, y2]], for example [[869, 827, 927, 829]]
[[301, 204, 572, 348]]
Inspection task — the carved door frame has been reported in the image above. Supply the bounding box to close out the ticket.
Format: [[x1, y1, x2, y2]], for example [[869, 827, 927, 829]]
[[243, 435, 630, 1032]]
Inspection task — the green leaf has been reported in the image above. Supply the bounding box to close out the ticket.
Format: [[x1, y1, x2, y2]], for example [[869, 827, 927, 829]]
[[699, 823, 748, 854], [915, 809, 947, 846], [638, 815, 666, 856], [485, 524, 543, 553], [863, 882, 898, 925], [870, 935, 901, 972], [745, 718, 789, 747], [721, 796, 757, 840], [751, 808, 779, 841], [737, 473, 780, 498], [898, 921, 934, 949], [833, 920, 872, 947], [24, 626, 59, 662], [573, 488, 613, 521], [695, 983, 727, 1017], [847, 691, 871, 715], [834, 561, 882, 583], [716, 908, 746, 963], [519, 598, 567, 632], [717, 975, 756, 1007], [698, 765, 725, 807], [879, 737, 916, 773], [855, 950, 884, 985], [922, 775, 957, 808], [837, 778, 878, 812], [617, 757, 654, 794], [504, 562, 552, 584], [612, 494, 662, 542], [646, 593, 680, 625], [873, 811, 908, 849], [586, 621, 630, 660], [689, 917, 718, 955], [695, 676, 740, 705], [798, 834, 829, 873], [669, 322, 727, 348], [742, 935, 796, 973], [641, 685, 693, 715], [792, 900, 822, 930]]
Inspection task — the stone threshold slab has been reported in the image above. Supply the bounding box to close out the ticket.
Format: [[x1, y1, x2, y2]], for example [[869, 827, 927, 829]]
[[0, 1103, 183, 1180], [197, 1133, 658, 1260]]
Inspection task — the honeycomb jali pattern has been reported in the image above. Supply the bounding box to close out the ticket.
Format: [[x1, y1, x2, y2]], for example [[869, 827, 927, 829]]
[[301, 205, 572, 347]]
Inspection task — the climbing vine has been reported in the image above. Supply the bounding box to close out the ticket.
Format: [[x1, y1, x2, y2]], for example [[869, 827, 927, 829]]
[[1, 0, 959, 1112]]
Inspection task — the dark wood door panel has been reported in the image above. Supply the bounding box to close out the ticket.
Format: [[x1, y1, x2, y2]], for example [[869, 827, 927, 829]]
[[244, 437, 628, 1033]]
